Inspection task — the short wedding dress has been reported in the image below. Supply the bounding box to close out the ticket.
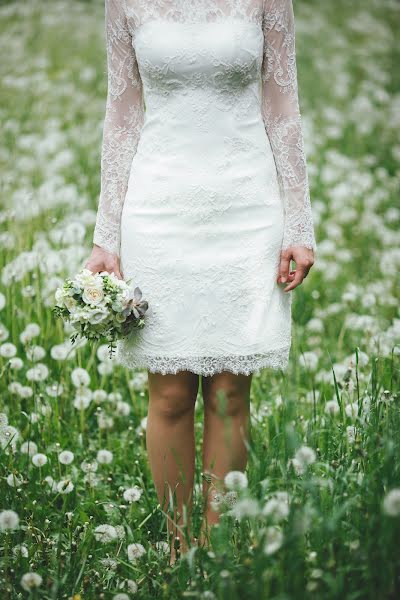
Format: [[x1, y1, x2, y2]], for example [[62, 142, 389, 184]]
[[93, 0, 317, 376]]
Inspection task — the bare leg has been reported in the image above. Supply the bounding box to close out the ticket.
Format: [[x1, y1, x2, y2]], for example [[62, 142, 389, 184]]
[[200, 371, 252, 546], [146, 370, 199, 564]]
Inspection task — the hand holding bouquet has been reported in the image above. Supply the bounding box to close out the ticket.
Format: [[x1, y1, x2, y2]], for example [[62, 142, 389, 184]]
[[53, 268, 148, 357]]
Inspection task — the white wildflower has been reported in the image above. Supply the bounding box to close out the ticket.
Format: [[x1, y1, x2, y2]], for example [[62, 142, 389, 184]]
[[123, 486, 143, 503], [224, 470, 248, 490], [127, 542, 146, 562], [0, 509, 20, 531], [20, 572, 42, 591], [20, 441, 38, 456], [0, 342, 17, 358], [57, 479, 74, 494], [325, 399, 340, 415], [58, 450, 74, 465], [9, 357, 23, 370], [12, 544, 29, 558], [71, 367, 90, 388], [127, 579, 139, 593], [26, 363, 49, 382], [97, 449, 113, 464], [228, 498, 259, 521], [94, 524, 118, 543], [382, 489, 400, 517], [263, 526, 283, 555], [32, 453, 48, 467], [7, 473, 23, 487]]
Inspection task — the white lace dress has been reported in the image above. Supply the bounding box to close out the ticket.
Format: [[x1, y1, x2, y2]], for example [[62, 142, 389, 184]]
[[93, 0, 317, 376]]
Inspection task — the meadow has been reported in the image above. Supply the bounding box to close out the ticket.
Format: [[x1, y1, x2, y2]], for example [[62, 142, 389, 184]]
[[0, 0, 399, 598]]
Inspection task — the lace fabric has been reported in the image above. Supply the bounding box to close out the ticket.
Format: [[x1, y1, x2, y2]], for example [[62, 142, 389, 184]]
[[92, 0, 317, 376], [93, 0, 317, 256], [116, 346, 291, 376]]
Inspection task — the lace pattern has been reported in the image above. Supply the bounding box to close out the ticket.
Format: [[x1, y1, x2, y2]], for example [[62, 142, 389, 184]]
[[93, 0, 145, 256], [93, 0, 317, 257], [91, 0, 316, 377], [261, 0, 317, 250], [115, 346, 291, 376]]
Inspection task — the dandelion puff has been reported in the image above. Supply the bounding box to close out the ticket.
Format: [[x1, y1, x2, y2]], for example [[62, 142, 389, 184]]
[[0, 425, 20, 450], [71, 367, 90, 388], [115, 525, 125, 540], [97, 449, 113, 464], [20, 441, 38, 456], [210, 490, 224, 512], [81, 459, 98, 473], [57, 479, 74, 494], [26, 363, 49, 382], [224, 470, 248, 490], [154, 541, 169, 554], [114, 594, 130, 600], [382, 489, 400, 517], [345, 402, 359, 419], [126, 579, 139, 593], [7, 473, 23, 487], [127, 542, 146, 562], [223, 490, 238, 509], [0, 509, 19, 531], [123, 486, 143, 503], [58, 450, 74, 465], [20, 572, 42, 591], [228, 498, 259, 521], [0, 342, 17, 358], [262, 497, 290, 522], [12, 543, 29, 558], [32, 453, 48, 467], [9, 357, 23, 370], [94, 524, 118, 543], [263, 526, 283, 555], [294, 446, 316, 468], [346, 425, 357, 444], [325, 400, 340, 415], [0, 412, 8, 428]]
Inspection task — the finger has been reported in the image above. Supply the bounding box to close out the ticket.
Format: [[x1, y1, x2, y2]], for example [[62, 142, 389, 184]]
[[278, 254, 292, 284], [283, 267, 305, 292]]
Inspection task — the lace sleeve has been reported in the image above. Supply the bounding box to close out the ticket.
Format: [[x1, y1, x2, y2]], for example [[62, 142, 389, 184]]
[[93, 0, 145, 257], [261, 0, 317, 252]]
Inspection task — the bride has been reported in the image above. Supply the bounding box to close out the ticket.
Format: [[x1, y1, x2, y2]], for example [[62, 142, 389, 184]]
[[85, 0, 316, 565]]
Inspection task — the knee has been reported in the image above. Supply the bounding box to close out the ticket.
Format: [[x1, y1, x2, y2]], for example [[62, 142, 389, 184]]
[[150, 381, 197, 421], [204, 382, 249, 418]]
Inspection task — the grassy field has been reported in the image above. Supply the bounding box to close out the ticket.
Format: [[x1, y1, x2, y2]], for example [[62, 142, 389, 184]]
[[0, 0, 399, 598]]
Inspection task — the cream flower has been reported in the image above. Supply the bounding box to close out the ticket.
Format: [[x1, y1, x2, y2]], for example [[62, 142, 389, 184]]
[[82, 285, 105, 306]]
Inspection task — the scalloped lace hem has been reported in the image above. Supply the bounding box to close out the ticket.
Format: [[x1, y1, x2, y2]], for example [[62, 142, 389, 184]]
[[115, 347, 291, 376]]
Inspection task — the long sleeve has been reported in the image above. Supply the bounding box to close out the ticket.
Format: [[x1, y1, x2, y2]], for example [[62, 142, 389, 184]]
[[261, 0, 317, 251], [93, 0, 145, 257]]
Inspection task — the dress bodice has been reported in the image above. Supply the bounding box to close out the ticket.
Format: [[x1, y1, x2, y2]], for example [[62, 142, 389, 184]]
[[93, 0, 317, 257]]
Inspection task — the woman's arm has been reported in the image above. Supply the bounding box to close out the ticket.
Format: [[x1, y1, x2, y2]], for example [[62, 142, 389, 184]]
[[92, 0, 145, 258], [261, 0, 317, 289]]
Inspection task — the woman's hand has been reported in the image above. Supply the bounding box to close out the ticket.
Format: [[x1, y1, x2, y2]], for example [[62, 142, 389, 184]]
[[84, 245, 123, 280], [277, 246, 315, 292]]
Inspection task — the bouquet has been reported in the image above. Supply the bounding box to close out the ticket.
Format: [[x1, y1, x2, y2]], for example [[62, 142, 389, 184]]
[[53, 268, 148, 357]]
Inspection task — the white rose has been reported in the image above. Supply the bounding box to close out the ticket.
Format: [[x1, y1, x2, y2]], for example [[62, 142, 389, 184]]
[[75, 269, 97, 287], [64, 296, 78, 312], [82, 286, 105, 306], [88, 308, 109, 325]]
